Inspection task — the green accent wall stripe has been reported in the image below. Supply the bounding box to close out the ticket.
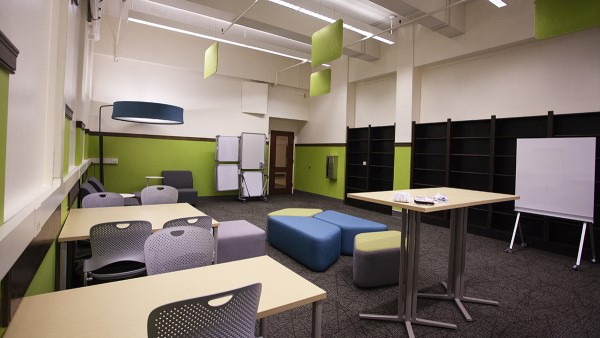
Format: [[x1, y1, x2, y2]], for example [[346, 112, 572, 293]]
[[75, 124, 83, 165], [294, 145, 345, 200], [63, 118, 70, 175], [393, 145, 411, 190], [0, 70, 8, 222]]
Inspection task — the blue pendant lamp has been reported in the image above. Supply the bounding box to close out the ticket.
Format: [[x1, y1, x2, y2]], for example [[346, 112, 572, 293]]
[[98, 101, 184, 183]]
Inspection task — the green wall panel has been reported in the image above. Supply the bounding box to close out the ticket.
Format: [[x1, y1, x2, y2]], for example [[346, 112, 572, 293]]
[[535, 0, 600, 39], [393, 145, 411, 190], [294, 145, 345, 200], [75, 125, 83, 165], [63, 118, 70, 175], [88, 135, 236, 197], [0, 70, 8, 222]]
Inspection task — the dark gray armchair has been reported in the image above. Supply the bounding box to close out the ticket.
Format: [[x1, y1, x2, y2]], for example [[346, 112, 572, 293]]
[[161, 170, 198, 205]]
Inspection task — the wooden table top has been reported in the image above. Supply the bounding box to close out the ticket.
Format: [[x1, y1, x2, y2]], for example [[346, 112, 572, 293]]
[[4, 256, 327, 337], [348, 187, 519, 213], [59, 203, 218, 242]]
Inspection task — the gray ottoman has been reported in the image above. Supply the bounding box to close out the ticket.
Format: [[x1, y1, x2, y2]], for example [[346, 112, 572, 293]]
[[217, 220, 266, 263], [353, 230, 401, 288]]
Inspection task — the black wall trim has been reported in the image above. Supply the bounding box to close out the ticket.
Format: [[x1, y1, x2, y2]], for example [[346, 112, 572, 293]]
[[1, 206, 62, 325], [0, 30, 19, 74], [395, 142, 411, 147], [295, 143, 346, 147], [76, 120, 86, 129], [65, 105, 73, 120]]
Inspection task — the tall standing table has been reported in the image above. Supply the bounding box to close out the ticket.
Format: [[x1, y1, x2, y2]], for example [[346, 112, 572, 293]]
[[348, 187, 518, 337], [59, 203, 219, 290]]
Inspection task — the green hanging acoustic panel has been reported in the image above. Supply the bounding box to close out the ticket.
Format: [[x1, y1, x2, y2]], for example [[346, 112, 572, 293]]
[[535, 0, 600, 39], [310, 68, 331, 97], [311, 19, 343, 68], [204, 42, 219, 79]]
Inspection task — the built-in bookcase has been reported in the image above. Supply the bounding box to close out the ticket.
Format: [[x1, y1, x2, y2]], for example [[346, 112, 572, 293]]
[[345, 125, 395, 214], [412, 111, 600, 258]]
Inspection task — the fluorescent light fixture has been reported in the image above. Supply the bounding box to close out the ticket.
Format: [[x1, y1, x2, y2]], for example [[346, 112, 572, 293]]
[[269, 0, 394, 45], [489, 0, 507, 8], [128, 17, 309, 62]]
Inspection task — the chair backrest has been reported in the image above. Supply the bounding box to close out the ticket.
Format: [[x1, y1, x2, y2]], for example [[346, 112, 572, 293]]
[[87, 176, 106, 192], [82, 192, 125, 208], [79, 182, 98, 202], [161, 170, 193, 189], [144, 226, 214, 276], [141, 185, 178, 205], [83, 220, 152, 273], [147, 283, 262, 338], [162, 216, 213, 232]]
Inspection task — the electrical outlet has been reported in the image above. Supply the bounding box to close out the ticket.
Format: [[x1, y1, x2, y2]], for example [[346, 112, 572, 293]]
[[90, 158, 118, 164]]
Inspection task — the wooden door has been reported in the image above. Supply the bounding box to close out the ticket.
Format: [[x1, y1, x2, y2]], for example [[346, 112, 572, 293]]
[[269, 131, 294, 195]]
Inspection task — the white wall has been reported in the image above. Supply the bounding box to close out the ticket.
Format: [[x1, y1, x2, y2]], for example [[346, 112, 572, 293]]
[[354, 75, 396, 128], [419, 28, 600, 122]]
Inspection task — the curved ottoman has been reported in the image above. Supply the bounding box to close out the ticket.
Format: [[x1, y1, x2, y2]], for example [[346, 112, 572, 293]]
[[353, 231, 401, 288], [313, 210, 388, 255], [267, 216, 341, 272]]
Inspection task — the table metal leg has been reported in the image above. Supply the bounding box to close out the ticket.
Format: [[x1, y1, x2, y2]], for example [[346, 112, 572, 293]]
[[259, 317, 268, 337], [59, 242, 67, 291], [312, 300, 322, 338], [419, 207, 498, 321], [213, 226, 219, 264], [360, 209, 457, 336]]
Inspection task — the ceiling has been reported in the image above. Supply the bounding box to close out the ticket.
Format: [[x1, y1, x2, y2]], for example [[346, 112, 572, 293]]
[[100, 0, 476, 63]]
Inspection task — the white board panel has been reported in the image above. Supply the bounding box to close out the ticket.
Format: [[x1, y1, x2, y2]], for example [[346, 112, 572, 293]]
[[215, 135, 239, 162], [240, 171, 264, 197], [515, 137, 596, 222], [240, 133, 266, 170], [215, 164, 239, 191]]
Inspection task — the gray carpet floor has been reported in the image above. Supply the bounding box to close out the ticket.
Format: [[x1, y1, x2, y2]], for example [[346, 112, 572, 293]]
[[196, 192, 600, 338]]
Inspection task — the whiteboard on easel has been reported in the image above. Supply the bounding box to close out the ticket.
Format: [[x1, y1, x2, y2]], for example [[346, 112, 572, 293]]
[[216, 135, 239, 162], [515, 137, 596, 223], [240, 133, 266, 170]]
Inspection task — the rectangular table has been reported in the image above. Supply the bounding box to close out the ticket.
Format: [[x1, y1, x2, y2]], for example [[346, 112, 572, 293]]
[[59, 203, 219, 290], [5, 256, 326, 338], [348, 187, 518, 338]]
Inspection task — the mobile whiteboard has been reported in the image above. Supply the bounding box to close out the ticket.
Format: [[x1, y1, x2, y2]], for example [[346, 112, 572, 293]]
[[515, 137, 596, 222], [215, 164, 239, 191], [240, 133, 266, 170], [215, 135, 239, 162]]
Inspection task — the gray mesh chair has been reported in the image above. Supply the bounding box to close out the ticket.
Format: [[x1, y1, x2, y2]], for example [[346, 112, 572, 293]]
[[82, 192, 124, 208], [141, 185, 178, 205], [163, 216, 213, 233], [144, 226, 214, 276], [79, 182, 98, 204], [87, 176, 106, 192], [147, 283, 262, 338], [83, 220, 152, 286]]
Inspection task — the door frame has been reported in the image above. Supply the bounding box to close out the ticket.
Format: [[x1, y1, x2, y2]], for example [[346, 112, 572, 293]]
[[268, 130, 294, 195]]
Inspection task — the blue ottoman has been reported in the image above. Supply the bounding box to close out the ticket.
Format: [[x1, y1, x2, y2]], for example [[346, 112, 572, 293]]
[[267, 216, 341, 272], [313, 210, 388, 255]]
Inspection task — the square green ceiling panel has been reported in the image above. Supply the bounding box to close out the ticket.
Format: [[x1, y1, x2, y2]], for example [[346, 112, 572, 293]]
[[535, 0, 600, 39], [310, 68, 331, 97], [204, 42, 219, 79], [311, 19, 343, 68]]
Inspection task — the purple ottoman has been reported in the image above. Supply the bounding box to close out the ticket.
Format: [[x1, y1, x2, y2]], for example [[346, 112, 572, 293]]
[[217, 220, 266, 263]]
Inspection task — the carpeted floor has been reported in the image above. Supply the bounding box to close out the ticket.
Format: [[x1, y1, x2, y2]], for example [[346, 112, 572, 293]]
[[197, 191, 600, 338]]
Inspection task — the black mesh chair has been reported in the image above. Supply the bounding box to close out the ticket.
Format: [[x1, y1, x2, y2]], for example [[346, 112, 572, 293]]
[[83, 220, 152, 286], [147, 283, 262, 338]]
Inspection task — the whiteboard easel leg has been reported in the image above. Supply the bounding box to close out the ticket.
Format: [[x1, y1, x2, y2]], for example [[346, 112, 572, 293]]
[[506, 212, 521, 254], [588, 223, 596, 263], [574, 222, 587, 270]]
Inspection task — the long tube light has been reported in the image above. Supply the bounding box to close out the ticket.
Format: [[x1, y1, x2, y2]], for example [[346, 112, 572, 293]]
[[128, 17, 309, 62], [489, 0, 507, 8], [268, 0, 394, 45]]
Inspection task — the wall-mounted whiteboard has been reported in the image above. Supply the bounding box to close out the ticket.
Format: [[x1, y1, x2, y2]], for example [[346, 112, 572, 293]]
[[515, 137, 596, 223], [215, 135, 239, 162], [240, 133, 266, 170], [215, 164, 239, 191]]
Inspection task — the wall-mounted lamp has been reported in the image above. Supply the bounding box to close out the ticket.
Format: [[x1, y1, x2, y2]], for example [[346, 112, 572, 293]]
[[98, 101, 184, 183]]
